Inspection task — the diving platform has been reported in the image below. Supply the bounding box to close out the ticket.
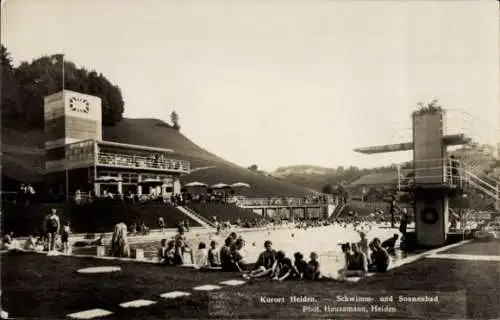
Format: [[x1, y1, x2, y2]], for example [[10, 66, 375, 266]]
[[353, 134, 472, 154], [352, 107, 476, 247]]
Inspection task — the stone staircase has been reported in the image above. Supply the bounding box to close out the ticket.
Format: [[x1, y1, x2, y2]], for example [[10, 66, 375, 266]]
[[176, 206, 215, 228]]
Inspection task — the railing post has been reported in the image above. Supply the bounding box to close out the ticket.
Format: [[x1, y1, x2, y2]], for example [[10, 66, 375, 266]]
[[446, 157, 450, 185]]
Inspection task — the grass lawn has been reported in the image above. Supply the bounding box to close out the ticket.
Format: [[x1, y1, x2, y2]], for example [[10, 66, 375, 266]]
[[1, 250, 499, 319]]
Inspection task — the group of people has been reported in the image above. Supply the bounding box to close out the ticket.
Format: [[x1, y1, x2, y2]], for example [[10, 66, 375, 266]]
[[16, 183, 36, 205], [1, 208, 72, 254], [157, 230, 323, 282], [129, 221, 151, 235], [337, 230, 401, 279]]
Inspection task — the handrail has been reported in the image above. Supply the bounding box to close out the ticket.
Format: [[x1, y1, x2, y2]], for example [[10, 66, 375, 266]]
[[457, 167, 498, 192], [467, 180, 497, 200], [462, 164, 499, 186], [237, 197, 330, 206], [184, 206, 215, 226], [97, 152, 190, 172]]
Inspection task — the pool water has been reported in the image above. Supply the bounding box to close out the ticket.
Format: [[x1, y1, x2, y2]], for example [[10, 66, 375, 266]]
[[88, 222, 414, 278]]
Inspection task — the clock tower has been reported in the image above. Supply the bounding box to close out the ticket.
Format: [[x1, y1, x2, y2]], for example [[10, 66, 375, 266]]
[[44, 90, 102, 149]]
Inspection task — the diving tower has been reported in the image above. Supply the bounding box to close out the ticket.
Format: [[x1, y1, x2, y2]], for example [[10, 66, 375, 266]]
[[354, 107, 472, 247]]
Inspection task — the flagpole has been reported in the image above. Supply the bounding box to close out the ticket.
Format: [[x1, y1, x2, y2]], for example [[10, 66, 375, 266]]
[[62, 54, 65, 91], [62, 54, 69, 202]]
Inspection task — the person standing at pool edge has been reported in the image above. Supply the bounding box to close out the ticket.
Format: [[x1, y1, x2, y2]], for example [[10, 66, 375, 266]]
[[389, 196, 399, 228], [46, 209, 60, 252]]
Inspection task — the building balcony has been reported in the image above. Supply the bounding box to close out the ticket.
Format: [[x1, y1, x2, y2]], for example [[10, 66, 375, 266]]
[[45, 139, 191, 174], [97, 152, 190, 173]]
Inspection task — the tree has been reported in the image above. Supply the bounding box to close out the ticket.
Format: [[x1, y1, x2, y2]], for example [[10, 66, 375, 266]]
[[11, 53, 124, 127], [322, 184, 334, 194], [248, 164, 258, 171], [1, 45, 21, 122], [171, 111, 180, 131], [413, 99, 443, 117]]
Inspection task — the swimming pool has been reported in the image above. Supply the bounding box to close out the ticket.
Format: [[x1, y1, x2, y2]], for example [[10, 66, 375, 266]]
[[104, 222, 415, 278]]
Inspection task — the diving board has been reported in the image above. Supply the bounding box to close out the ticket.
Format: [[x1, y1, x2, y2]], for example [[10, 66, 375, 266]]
[[354, 134, 472, 155]]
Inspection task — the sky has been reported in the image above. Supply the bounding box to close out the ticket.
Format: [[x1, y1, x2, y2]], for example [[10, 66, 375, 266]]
[[2, 0, 499, 171]]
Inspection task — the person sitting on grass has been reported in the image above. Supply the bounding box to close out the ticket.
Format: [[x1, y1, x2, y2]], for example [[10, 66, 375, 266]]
[[194, 242, 209, 269], [291, 252, 308, 280], [220, 237, 243, 272], [369, 238, 390, 272], [305, 252, 322, 280], [368, 240, 377, 264], [381, 234, 399, 253], [230, 238, 246, 271], [243, 240, 277, 279], [158, 239, 174, 265], [342, 243, 368, 278], [208, 241, 221, 267], [220, 237, 235, 271], [271, 251, 293, 281], [337, 243, 351, 276]]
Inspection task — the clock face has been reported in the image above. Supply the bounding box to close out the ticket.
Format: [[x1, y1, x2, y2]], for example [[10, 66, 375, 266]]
[[69, 96, 90, 113]]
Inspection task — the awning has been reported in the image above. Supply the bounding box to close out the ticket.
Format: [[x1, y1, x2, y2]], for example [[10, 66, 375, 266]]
[[95, 176, 122, 182], [184, 181, 208, 187], [211, 183, 231, 189], [230, 182, 250, 188]]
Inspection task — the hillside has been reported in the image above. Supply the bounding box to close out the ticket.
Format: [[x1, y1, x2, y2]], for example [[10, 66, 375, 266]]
[[272, 165, 336, 177], [272, 164, 397, 192], [1, 119, 313, 197]]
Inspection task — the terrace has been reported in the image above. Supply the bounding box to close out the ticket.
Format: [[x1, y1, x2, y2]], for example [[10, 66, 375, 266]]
[[49, 139, 190, 174]]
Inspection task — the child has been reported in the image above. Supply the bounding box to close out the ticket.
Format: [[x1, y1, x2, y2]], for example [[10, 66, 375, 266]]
[[292, 252, 308, 280], [341, 243, 368, 279], [23, 235, 37, 251], [61, 222, 71, 254], [272, 251, 293, 281], [35, 237, 45, 251], [231, 238, 245, 271], [164, 240, 176, 265], [158, 239, 168, 264], [174, 229, 194, 265], [358, 231, 370, 264], [220, 237, 235, 271], [243, 240, 276, 279], [194, 242, 209, 269], [208, 241, 221, 267], [306, 252, 321, 280]]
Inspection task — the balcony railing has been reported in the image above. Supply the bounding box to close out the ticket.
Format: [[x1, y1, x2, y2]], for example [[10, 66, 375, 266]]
[[237, 197, 331, 207], [97, 152, 190, 173]]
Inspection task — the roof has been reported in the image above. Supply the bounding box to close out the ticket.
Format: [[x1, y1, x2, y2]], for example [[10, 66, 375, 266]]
[[97, 140, 174, 153]]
